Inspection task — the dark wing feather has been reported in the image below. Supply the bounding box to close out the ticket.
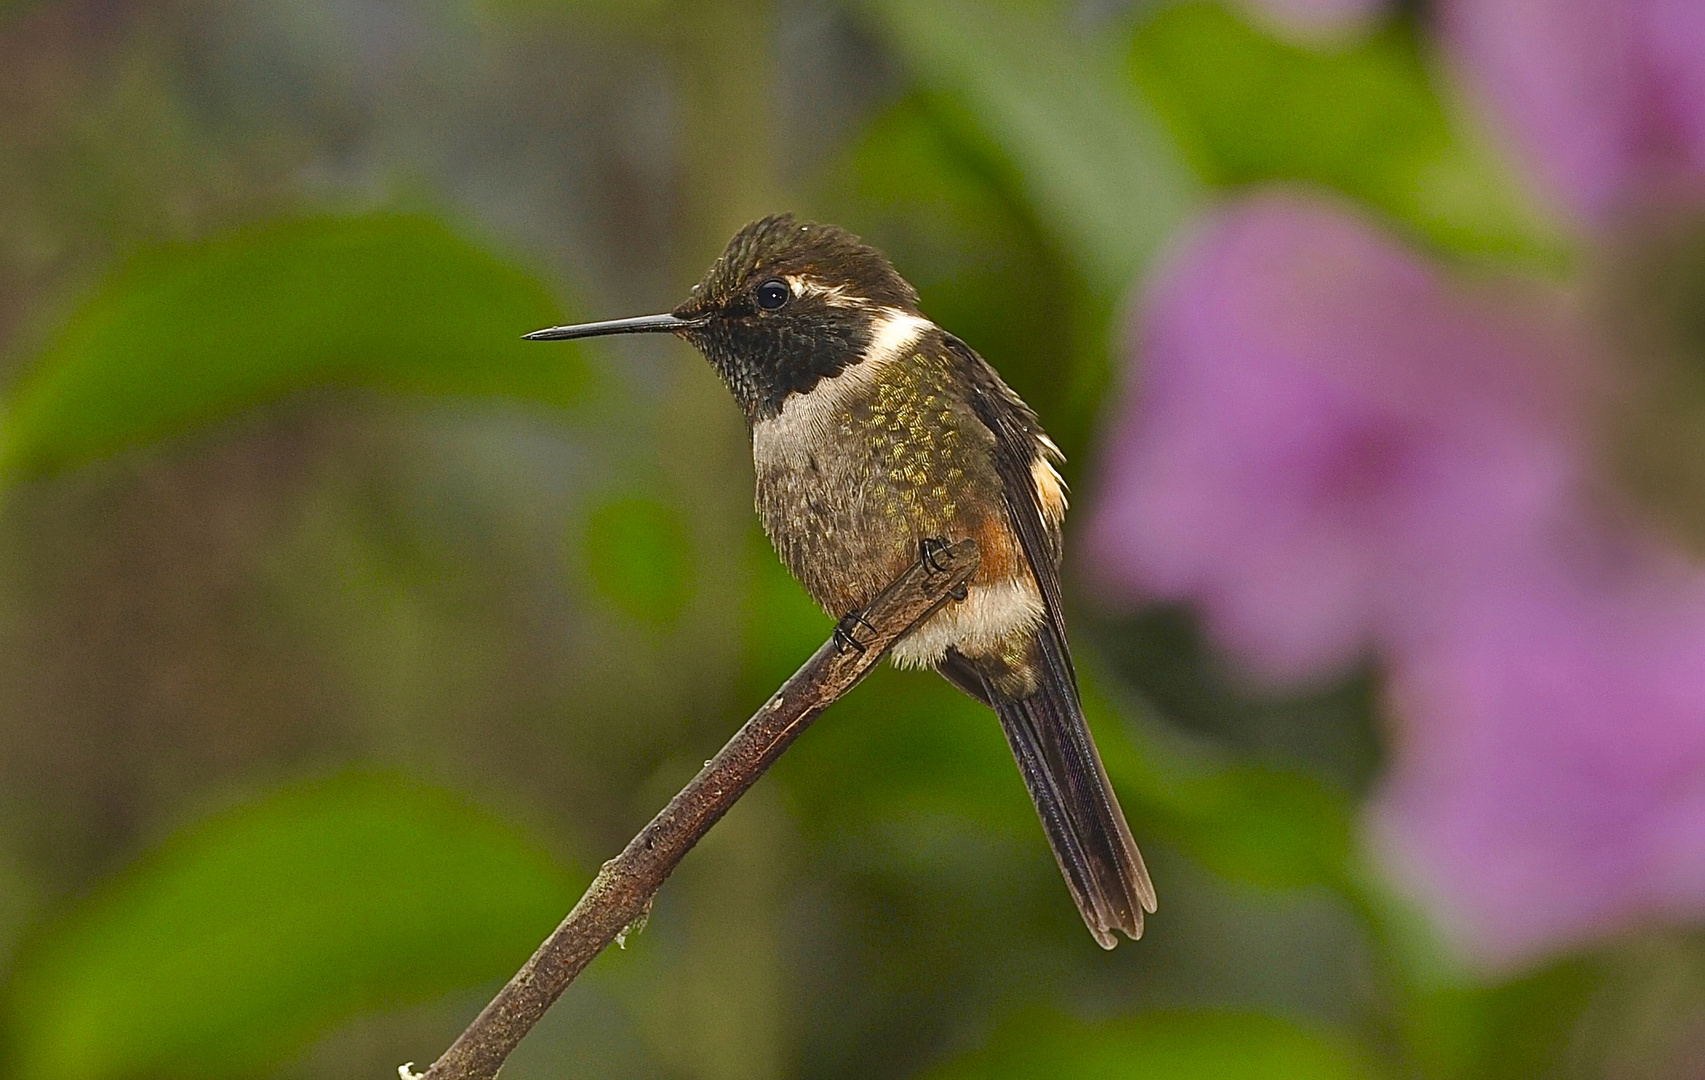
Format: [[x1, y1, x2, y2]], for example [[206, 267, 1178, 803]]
[[943, 337, 1072, 668], [942, 335, 1157, 942]]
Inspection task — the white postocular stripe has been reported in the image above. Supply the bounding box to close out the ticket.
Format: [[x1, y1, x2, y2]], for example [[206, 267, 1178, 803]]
[[782, 275, 859, 308]]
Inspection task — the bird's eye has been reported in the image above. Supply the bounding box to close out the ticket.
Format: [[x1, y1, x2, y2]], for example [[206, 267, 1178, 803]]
[[756, 278, 791, 311]]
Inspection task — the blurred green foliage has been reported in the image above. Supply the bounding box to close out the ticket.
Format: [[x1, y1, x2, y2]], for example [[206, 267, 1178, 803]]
[[2, 215, 582, 478], [1402, 958, 1606, 1080], [1129, 2, 1561, 261], [6, 773, 578, 1080], [930, 1010, 1374, 1080], [1099, 711, 1357, 895], [864, 0, 1199, 300], [584, 496, 697, 626]]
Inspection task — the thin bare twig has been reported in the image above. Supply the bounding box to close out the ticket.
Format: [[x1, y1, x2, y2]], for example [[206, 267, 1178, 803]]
[[412, 538, 980, 1080]]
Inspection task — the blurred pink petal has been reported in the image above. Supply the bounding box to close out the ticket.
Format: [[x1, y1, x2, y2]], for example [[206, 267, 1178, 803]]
[[1088, 188, 1705, 964], [1648, 0, 1705, 167], [1442, 0, 1705, 224], [1087, 190, 1579, 685], [1372, 542, 1705, 967]]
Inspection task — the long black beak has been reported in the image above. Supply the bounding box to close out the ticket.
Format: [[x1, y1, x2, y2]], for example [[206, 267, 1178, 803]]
[[523, 313, 700, 341]]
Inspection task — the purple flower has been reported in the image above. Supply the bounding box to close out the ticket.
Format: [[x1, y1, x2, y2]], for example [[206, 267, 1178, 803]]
[[1442, 0, 1705, 223], [1090, 0, 1705, 969], [1095, 0, 1705, 967], [1089, 192, 1583, 686], [1374, 539, 1705, 964], [1089, 185, 1705, 964]]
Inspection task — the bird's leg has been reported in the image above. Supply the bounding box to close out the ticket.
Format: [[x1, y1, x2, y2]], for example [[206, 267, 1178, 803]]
[[833, 610, 878, 654], [920, 537, 968, 601]]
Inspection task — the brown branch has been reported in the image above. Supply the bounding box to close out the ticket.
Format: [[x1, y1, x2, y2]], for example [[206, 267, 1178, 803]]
[[413, 538, 980, 1080]]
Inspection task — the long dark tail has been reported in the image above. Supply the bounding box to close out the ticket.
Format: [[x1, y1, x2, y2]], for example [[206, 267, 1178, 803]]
[[942, 627, 1156, 948]]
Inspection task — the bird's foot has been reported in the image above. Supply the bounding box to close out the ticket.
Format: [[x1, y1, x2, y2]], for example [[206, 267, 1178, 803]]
[[920, 537, 968, 600], [833, 610, 877, 655], [920, 536, 952, 574]]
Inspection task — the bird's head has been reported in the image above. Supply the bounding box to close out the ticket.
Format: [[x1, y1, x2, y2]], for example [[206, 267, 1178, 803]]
[[527, 215, 927, 421]]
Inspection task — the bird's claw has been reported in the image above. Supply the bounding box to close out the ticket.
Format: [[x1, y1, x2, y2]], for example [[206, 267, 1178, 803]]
[[920, 536, 952, 574], [921, 537, 967, 600], [834, 610, 877, 654]]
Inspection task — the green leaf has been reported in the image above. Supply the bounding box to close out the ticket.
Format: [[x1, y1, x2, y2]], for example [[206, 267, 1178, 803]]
[[1079, 669, 1359, 894], [7, 771, 579, 1080], [2, 214, 584, 478], [583, 496, 697, 627], [1401, 957, 1604, 1080], [861, 0, 1200, 298], [930, 1009, 1377, 1080], [1146, 761, 1357, 892], [1130, 2, 1563, 261], [771, 642, 1357, 897], [772, 665, 1027, 839]]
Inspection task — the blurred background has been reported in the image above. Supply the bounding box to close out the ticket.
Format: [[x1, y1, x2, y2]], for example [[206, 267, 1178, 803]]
[[3, 0, 1705, 1076]]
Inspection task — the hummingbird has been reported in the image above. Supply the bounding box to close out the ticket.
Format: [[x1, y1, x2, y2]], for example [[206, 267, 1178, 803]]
[[526, 214, 1155, 947]]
